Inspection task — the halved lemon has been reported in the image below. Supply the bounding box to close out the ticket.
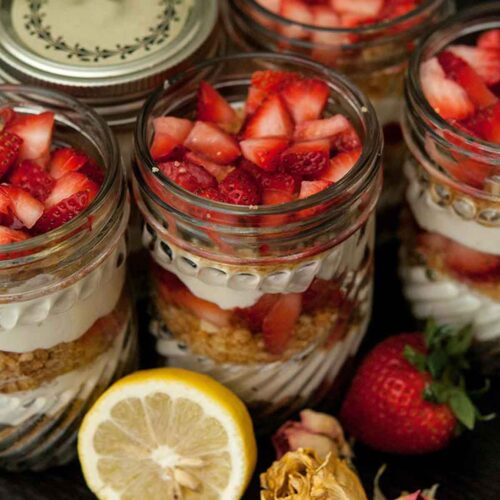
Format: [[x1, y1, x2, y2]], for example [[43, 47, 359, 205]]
[[78, 368, 257, 500]]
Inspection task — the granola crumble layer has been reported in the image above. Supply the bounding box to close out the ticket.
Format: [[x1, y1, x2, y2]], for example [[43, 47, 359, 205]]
[[154, 290, 342, 364], [0, 292, 131, 394]]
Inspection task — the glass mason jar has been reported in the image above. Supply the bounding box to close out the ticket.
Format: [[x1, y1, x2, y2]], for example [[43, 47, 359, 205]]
[[399, 5, 500, 372], [224, 0, 454, 232], [0, 86, 136, 470], [133, 53, 383, 430]]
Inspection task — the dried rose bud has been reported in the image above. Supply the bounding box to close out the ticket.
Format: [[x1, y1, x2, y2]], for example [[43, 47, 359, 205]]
[[272, 409, 353, 460]]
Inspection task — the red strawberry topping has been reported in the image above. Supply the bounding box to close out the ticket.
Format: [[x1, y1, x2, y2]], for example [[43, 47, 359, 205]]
[[49, 147, 88, 179], [79, 161, 105, 186], [45, 172, 99, 208], [0, 185, 44, 229], [9, 160, 55, 201], [240, 136, 289, 171], [331, 0, 383, 17], [196, 81, 239, 132], [0, 226, 28, 245], [261, 172, 300, 194], [0, 131, 22, 180], [150, 117, 193, 161], [219, 169, 261, 205], [445, 240, 500, 278], [196, 187, 229, 202], [460, 102, 500, 144], [281, 78, 329, 124], [447, 45, 500, 86], [242, 95, 294, 139], [0, 108, 16, 131], [280, 139, 330, 176], [321, 148, 361, 182], [237, 294, 280, 333], [158, 160, 217, 193], [477, 29, 500, 50]]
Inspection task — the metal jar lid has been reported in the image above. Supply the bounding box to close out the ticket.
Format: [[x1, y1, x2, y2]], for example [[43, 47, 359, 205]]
[[0, 0, 220, 125]]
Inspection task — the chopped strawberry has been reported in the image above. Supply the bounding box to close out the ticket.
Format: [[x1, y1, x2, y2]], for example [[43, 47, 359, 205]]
[[0, 185, 43, 229], [79, 161, 105, 186], [281, 78, 329, 124], [219, 169, 261, 205], [185, 121, 240, 164], [416, 232, 448, 254], [280, 139, 330, 176], [420, 57, 474, 120], [6, 111, 54, 166], [303, 278, 344, 313], [437, 51, 497, 109], [150, 117, 193, 161], [196, 81, 239, 132], [240, 136, 289, 171], [242, 95, 294, 139], [299, 179, 331, 199], [310, 7, 347, 60], [245, 70, 301, 115], [445, 240, 500, 278], [0, 108, 16, 131], [477, 29, 500, 50], [239, 158, 268, 184], [33, 191, 92, 234], [447, 45, 500, 86], [237, 294, 280, 332], [262, 189, 295, 205], [0, 131, 22, 179], [279, 0, 314, 39], [45, 172, 99, 208], [0, 189, 13, 227], [321, 148, 361, 182], [294, 114, 357, 148], [196, 187, 229, 202], [9, 160, 55, 201], [262, 293, 302, 355], [49, 147, 88, 179], [184, 151, 234, 182], [158, 160, 217, 193], [0, 226, 28, 245], [261, 171, 300, 194], [331, 0, 383, 17], [256, 0, 281, 12], [460, 102, 500, 144]]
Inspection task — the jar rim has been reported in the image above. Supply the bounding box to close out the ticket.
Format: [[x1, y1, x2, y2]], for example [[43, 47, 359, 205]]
[[134, 52, 383, 220], [0, 84, 122, 259], [407, 4, 500, 158], [230, 0, 453, 48]]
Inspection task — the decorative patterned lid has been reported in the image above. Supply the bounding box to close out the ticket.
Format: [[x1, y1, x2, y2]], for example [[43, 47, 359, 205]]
[[0, 0, 218, 101]]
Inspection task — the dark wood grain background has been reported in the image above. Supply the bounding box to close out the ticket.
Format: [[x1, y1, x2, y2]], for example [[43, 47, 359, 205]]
[[1, 1, 497, 498]]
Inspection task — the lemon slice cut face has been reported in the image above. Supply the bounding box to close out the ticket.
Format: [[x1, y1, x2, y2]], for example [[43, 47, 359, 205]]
[[78, 368, 256, 500]]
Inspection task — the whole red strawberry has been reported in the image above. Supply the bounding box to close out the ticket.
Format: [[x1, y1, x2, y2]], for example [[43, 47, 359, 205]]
[[340, 322, 483, 454]]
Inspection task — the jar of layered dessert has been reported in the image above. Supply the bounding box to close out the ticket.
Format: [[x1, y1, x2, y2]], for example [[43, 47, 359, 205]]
[[224, 0, 454, 231], [399, 5, 500, 371], [133, 53, 383, 430], [0, 85, 136, 470]]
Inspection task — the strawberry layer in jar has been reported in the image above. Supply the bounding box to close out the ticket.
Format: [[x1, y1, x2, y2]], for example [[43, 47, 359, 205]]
[[399, 5, 500, 372], [0, 86, 136, 470], [133, 53, 382, 429], [224, 0, 454, 228]]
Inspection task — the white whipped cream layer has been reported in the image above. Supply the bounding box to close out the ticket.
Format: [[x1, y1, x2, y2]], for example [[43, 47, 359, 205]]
[[371, 96, 403, 126], [405, 160, 500, 256], [146, 215, 374, 310], [400, 263, 500, 342], [0, 316, 132, 426], [0, 238, 126, 353]]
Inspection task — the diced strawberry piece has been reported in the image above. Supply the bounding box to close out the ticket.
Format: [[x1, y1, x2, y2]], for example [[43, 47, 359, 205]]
[[45, 172, 99, 208], [0, 185, 43, 229], [262, 293, 302, 355], [185, 121, 240, 164], [331, 0, 383, 17], [377, 0, 418, 21], [196, 81, 239, 132], [437, 51, 497, 109], [0, 189, 13, 227], [6, 111, 54, 166], [0, 131, 22, 179], [245, 70, 301, 115], [477, 29, 500, 50], [196, 186, 229, 202], [32, 191, 92, 234], [460, 102, 500, 144], [280, 139, 330, 177], [321, 147, 361, 182], [185, 151, 234, 182], [261, 172, 300, 194], [239, 158, 268, 184], [279, 0, 313, 39], [299, 179, 331, 199], [242, 95, 294, 139], [445, 240, 500, 278], [0, 226, 28, 245], [447, 45, 500, 86], [310, 7, 347, 62], [49, 147, 89, 179], [0, 108, 16, 131], [79, 161, 105, 186], [256, 0, 281, 12], [281, 78, 329, 124], [9, 160, 55, 201], [262, 189, 295, 206], [240, 136, 289, 171], [150, 117, 193, 161], [420, 57, 474, 120], [219, 169, 261, 205], [237, 294, 280, 332], [158, 160, 217, 193], [416, 232, 448, 254]]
